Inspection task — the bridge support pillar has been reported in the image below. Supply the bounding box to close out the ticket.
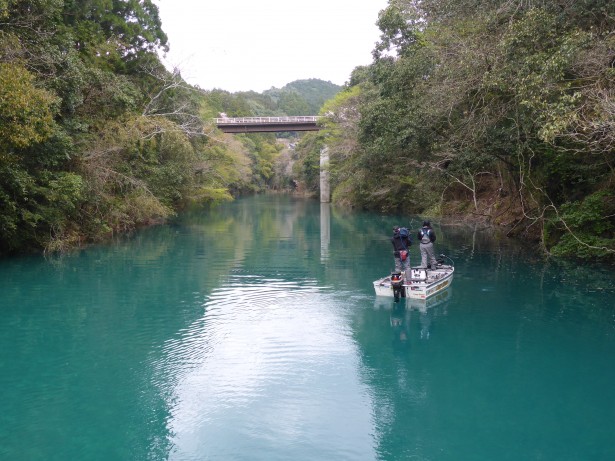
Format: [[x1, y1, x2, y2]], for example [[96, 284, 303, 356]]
[[320, 146, 330, 203], [320, 202, 330, 262]]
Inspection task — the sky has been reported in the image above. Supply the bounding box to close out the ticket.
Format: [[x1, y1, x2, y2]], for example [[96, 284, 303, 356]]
[[153, 0, 390, 93]]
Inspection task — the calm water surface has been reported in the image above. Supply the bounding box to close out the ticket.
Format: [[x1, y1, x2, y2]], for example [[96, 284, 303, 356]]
[[1, 195, 614, 461]]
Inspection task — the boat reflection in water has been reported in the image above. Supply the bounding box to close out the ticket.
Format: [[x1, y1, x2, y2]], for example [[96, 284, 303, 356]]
[[374, 286, 452, 312], [374, 287, 452, 346]]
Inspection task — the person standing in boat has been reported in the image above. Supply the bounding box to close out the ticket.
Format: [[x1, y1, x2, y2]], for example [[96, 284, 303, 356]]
[[391, 226, 412, 277], [417, 221, 437, 269]]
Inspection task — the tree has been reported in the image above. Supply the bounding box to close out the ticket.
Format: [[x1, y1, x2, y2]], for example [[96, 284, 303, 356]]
[[0, 62, 87, 253], [62, 0, 168, 67], [323, 0, 615, 259], [0, 63, 57, 149]]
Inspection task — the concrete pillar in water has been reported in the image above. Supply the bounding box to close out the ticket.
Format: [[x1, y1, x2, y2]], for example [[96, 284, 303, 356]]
[[320, 146, 330, 203], [320, 202, 330, 262]]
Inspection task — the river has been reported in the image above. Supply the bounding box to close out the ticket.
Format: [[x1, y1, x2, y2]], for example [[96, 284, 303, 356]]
[[1, 194, 614, 461]]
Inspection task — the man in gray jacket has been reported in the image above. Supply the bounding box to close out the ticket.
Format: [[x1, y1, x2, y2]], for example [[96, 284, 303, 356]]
[[417, 221, 437, 269]]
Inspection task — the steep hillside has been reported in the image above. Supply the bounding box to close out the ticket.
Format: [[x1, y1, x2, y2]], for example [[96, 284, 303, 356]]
[[264, 79, 342, 115]]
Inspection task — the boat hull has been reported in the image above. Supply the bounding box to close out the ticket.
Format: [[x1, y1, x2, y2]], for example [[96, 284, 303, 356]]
[[374, 286, 452, 311], [373, 265, 454, 300]]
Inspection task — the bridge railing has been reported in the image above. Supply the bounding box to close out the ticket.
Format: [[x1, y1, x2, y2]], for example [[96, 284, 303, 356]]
[[214, 116, 322, 124]]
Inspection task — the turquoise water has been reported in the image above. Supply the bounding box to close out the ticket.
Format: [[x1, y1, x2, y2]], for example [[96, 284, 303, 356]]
[[1, 195, 614, 461]]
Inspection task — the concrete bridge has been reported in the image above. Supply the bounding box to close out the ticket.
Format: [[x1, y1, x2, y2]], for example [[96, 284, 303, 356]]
[[214, 116, 322, 133], [214, 115, 330, 202]]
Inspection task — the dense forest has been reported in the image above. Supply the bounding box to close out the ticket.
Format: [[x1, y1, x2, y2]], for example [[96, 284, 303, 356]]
[[0, 0, 336, 256], [1, 0, 613, 262], [292, 0, 615, 262]]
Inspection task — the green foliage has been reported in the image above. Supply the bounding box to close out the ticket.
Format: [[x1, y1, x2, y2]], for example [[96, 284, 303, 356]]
[[292, 133, 323, 192], [316, 0, 615, 259], [62, 0, 168, 65], [373, 1, 420, 58], [0, 62, 83, 254], [263, 79, 341, 115], [74, 68, 140, 123], [496, 10, 590, 143], [3, 0, 610, 263], [236, 133, 281, 189], [205, 89, 253, 117], [0, 0, 257, 255], [0, 63, 58, 149], [546, 191, 615, 260], [277, 91, 311, 116], [0, 161, 85, 254], [188, 187, 233, 205]]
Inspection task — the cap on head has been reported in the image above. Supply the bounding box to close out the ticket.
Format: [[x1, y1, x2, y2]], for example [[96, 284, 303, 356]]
[[423, 220, 430, 226], [393, 225, 400, 232]]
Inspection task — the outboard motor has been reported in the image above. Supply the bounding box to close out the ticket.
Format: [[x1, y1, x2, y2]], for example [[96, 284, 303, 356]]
[[390, 272, 405, 302]]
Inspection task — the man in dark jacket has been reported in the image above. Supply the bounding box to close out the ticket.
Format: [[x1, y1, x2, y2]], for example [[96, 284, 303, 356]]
[[417, 221, 437, 269], [391, 226, 411, 276]]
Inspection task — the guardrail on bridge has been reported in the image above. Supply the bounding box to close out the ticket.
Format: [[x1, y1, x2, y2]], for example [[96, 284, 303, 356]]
[[214, 116, 323, 133]]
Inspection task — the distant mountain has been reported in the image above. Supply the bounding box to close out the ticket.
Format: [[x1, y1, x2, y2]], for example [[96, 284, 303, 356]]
[[264, 79, 342, 115], [229, 79, 342, 117]]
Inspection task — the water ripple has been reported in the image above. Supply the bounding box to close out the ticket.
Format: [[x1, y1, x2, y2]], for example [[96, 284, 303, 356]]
[[142, 275, 375, 460]]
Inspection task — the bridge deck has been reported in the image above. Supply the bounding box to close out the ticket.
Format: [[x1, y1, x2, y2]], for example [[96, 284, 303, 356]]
[[215, 116, 322, 133]]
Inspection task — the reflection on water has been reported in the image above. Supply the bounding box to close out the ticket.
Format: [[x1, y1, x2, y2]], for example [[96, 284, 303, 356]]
[[159, 278, 375, 461], [374, 288, 453, 358], [0, 195, 614, 461]]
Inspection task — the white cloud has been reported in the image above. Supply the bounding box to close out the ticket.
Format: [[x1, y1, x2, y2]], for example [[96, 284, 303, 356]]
[[154, 0, 389, 92]]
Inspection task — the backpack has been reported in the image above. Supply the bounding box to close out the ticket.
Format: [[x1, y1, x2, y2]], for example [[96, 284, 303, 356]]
[[399, 227, 409, 238], [420, 228, 431, 244]]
